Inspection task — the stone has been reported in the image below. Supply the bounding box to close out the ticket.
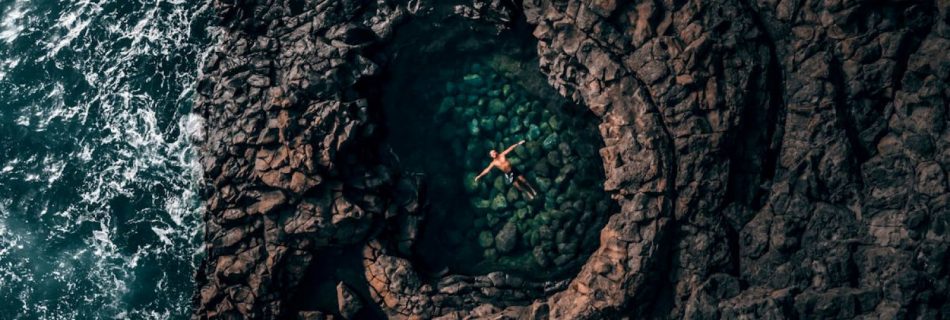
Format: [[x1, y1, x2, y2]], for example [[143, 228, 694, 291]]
[[533, 246, 551, 267], [547, 151, 562, 167], [552, 254, 573, 266], [468, 118, 481, 135], [491, 193, 508, 210], [489, 98, 506, 114], [463, 73, 483, 87], [510, 120, 524, 133], [547, 115, 561, 130], [493, 176, 506, 191], [515, 208, 528, 219], [478, 230, 494, 248], [495, 221, 518, 253], [480, 118, 495, 131], [297, 311, 331, 320], [248, 191, 287, 215], [506, 188, 520, 202], [542, 133, 559, 150], [527, 125, 542, 140], [474, 199, 491, 209], [464, 173, 479, 192], [916, 162, 947, 196], [336, 282, 363, 319], [289, 171, 319, 193]]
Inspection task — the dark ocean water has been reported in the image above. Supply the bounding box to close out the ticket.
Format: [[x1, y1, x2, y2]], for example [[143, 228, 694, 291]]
[[0, 0, 210, 318]]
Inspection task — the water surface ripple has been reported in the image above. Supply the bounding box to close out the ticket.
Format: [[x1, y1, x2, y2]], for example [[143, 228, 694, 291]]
[[0, 0, 211, 318]]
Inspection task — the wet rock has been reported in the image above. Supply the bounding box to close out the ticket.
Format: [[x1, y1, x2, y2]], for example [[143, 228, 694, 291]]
[[478, 230, 494, 248], [490, 193, 507, 210], [532, 246, 551, 268], [463, 74, 483, 87], [541, 133, 558, 150], [296, 311, 333, 320], [336, 282, 363, 319], [488, 98, 505, 114], [494, 221, 518, 253]]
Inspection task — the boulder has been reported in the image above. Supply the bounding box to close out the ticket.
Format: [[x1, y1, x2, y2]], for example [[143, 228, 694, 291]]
[[479, 230, 495, 248], [247, 191, 287, 215], [495, 221, 519, 253], [489, 98, 506, 114], [490, 193, 508, 210], [336, 282, 363, 319]]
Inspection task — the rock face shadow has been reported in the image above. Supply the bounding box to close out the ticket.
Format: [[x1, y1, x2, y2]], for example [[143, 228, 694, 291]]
[[377, 14, 614, 280]]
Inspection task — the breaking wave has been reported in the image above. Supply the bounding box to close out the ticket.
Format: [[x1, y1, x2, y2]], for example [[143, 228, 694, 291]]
[[0, 0, 211, 318]]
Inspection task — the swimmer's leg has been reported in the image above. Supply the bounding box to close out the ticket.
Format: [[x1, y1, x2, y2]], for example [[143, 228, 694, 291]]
[[516, 176, 538, 198], [512, 180, 534, 199]]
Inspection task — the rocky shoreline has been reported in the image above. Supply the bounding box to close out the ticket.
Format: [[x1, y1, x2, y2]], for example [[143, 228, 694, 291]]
[[193, 0, 949, 319]]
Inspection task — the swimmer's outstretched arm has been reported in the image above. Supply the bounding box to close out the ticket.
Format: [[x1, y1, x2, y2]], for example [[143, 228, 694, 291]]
[[500, 140, 526, 156], [474, 164, 494, 182]]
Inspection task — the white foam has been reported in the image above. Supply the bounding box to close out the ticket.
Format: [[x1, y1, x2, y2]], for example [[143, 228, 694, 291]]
[[0, 57, 20, 81], [41, 156, 66, 186], [151, 225, 174, 246], [44, 0, 102, 60], [0, 0, 213, 317], [0, 0, 27, 44]]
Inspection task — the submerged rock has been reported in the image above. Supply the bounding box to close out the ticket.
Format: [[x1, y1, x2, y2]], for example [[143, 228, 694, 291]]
[[491, 193, 507, 210], [488, 98, 506, 114], [463, 73, 483, 87], [495, 221, 519, 253], [478, 230, 494, 248], [541, 133, 558, 150]]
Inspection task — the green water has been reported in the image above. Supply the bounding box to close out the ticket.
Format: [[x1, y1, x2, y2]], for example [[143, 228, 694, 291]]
[[381, 21, 612, 279]]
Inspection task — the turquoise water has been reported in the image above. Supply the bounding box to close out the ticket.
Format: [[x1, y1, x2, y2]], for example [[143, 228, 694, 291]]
[[0, 0, 210, 318]]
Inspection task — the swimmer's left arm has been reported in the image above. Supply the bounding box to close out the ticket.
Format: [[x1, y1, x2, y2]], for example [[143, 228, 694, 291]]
[[500, 140, 526, 156]]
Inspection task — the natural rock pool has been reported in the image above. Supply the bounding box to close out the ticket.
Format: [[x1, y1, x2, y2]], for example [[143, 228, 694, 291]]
[[379, 18, 613, 279]]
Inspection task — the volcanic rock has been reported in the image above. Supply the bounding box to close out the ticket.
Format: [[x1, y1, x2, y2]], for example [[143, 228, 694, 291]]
[[193, 0, 950, 318]]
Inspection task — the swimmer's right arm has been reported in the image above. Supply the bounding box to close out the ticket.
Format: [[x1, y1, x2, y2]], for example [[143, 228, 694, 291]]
[[474, 165, 494, 182]]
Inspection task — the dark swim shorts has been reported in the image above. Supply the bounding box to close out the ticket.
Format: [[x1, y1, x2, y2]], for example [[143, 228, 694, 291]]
[[505, 167, 521, 184]]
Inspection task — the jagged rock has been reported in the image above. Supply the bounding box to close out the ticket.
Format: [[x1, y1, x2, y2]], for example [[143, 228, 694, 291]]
[[336, 282, 363, 319], [297, 311, 333, 320], [248, 190, 286, 215]]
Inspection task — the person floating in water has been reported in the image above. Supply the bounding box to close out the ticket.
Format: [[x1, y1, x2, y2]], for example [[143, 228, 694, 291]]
[[474, 140, 539, 199]]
